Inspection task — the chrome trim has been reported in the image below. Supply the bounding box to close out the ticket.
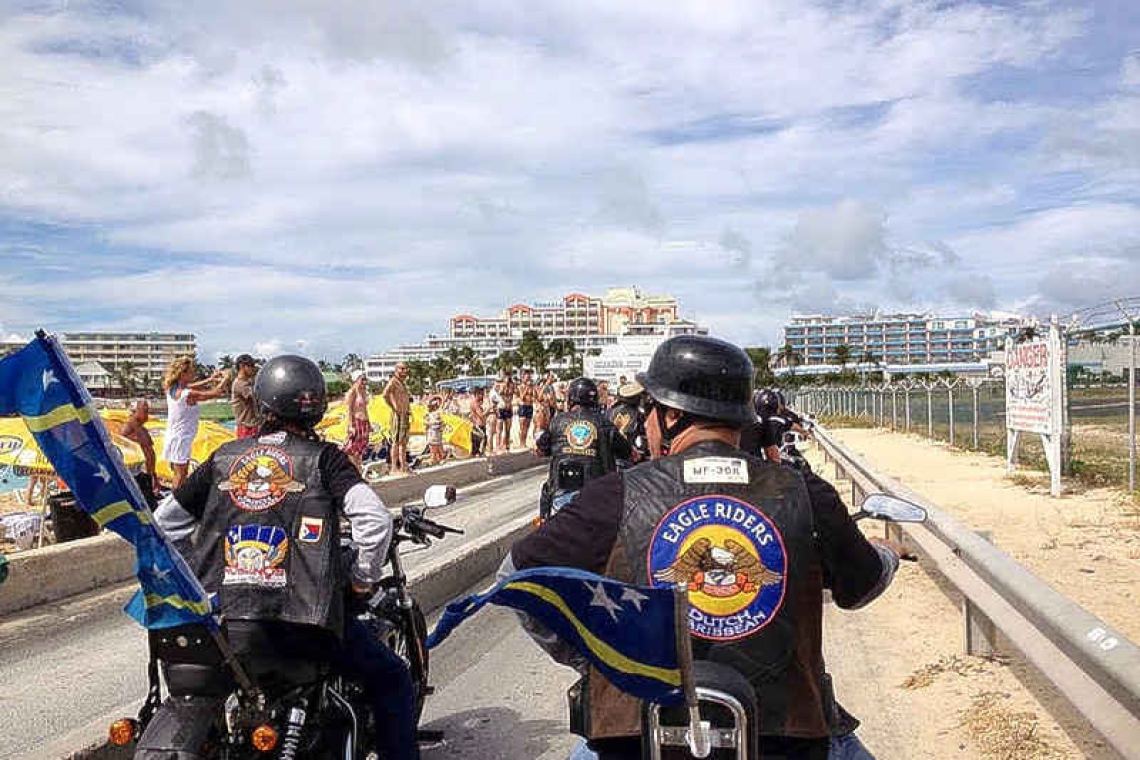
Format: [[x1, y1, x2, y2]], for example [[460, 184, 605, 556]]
[[327, 685, 357, 760], [647, 687, 748, 760]]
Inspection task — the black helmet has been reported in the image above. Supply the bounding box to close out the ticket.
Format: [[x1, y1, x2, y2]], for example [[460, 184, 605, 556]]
[[254, 355, 328, 427], [567, 377, 599, 408], [637, 335, 755, 427], [754, 389, 780, 419]]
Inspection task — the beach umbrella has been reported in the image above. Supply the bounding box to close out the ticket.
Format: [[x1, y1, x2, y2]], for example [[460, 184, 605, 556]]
[[101, 410, 235, 482], [0, 416, 146, 474], [319, 398, 473, 452]]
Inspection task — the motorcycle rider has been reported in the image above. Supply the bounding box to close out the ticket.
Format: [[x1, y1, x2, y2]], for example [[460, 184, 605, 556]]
[[535, 377, 632, 518], [740, 388, 784, 462], [606, 380, 648, 463], [153, 355, 419, 760], [504, 336, 903, 760]]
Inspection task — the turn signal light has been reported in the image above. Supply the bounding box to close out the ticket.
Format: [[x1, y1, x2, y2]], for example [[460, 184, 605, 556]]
[[108, 718, 138, 746], [251, 724, 280, 752]]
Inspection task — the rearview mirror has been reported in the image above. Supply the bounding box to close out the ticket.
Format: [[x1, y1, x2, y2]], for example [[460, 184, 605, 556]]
[[857, 493, 927, 523], [423, 484, 457, 509]]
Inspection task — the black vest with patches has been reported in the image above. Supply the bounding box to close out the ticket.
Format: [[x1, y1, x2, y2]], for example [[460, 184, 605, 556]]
[[608, 440, 835, 738], [547, 408, 616, 490], [191, 432, 343, 635]]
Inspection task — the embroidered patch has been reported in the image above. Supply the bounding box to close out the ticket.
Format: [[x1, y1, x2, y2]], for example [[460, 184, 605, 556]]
[[298, 516, 324, 543], [218, 445, 305, 512], [565, 420, 598, 453], [683, 457, 749, 484], [647, 495, 786, 642], [224, 524, 288, 588]]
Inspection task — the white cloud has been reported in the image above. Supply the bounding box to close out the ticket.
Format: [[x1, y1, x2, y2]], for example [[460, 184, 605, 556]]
[[0, 0, 1133, 357]]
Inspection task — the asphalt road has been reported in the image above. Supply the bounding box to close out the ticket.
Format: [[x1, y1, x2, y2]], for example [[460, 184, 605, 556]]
[[0, 468, 546, 760]]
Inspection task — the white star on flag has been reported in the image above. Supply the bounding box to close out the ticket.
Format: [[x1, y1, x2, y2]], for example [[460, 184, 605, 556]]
[[620, 588, 650, 612], [149, 564, 171, 583], [586, 581, 623, 623], [95, 464, 110, 483], [42, 369, 57, 391]]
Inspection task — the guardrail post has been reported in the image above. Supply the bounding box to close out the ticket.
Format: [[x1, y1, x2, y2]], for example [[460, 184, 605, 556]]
[[963, 530, 998, 657]]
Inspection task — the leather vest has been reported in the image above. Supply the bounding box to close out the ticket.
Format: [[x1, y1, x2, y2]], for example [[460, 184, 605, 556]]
[[547, 408, 616, 491], [606, 401, 641, 441], [584, 440, 837, 740], [191, 432, 344, 635]]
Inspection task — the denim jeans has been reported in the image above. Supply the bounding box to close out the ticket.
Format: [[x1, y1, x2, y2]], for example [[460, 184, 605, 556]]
[[337, 616, 421, 760], [829, 732, 876, 760]]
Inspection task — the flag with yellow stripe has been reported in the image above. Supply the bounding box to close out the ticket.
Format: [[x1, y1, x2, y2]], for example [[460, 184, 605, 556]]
[[427, 566, 684, 704], [0, 333, 212, 628]]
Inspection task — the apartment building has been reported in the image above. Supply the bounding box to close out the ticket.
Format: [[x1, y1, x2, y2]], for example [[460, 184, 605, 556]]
[[59, 332, 198, 386]]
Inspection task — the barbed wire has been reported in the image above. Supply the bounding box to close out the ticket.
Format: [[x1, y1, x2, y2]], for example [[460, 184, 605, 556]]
[[1062, 296, 1140, 335]]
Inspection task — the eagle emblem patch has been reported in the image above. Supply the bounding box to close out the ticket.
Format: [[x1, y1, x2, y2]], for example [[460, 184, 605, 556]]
[[219, 446, 305, 512], [647, 495, 786, 641], [224, 524, 289, 588], [565, 420, 598, 453]]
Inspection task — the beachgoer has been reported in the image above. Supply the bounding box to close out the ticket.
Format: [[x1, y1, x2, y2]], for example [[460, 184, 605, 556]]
[[425, 396, 445, 465], [469, 388, 487, 458], [342, 370, 371, 470], [161, 357, 230, 488], [492, 375, 513, 454], [597, 380, 611, 409], [516, 369, 536, 448], [120, 398, 158, 499], [383, 363, 412, 475], [230, 354, 261, 438]]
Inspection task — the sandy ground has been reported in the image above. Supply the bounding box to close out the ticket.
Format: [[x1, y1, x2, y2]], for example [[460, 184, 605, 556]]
[[826, 427, 1140, 644], [806, 433, 1129, 759]]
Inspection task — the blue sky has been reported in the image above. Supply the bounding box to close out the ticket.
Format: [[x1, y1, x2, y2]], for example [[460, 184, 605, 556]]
[[1, 0, 1138, 361]]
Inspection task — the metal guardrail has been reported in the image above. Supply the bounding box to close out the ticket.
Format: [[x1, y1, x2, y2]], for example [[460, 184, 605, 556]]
[[808, 422, 1140, 759]]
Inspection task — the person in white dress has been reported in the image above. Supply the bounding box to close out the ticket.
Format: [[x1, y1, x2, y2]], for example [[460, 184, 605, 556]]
[[161, 356, 231, 488]]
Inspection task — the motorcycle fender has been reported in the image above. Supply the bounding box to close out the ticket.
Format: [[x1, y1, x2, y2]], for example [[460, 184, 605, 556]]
[[135, 695, 224, 760]]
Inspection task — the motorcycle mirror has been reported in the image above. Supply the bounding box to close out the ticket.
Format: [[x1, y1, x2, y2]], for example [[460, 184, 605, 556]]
[[423, 484, 457, 509], [856, 493, 927, 523]]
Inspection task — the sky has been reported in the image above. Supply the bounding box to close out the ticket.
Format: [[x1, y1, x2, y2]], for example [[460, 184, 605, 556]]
[[1, 0, 1138, 362]]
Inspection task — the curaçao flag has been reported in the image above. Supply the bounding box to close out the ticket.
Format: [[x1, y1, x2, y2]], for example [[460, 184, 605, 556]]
[[427, 566, 684, 704], [0, 333, 212, 629]]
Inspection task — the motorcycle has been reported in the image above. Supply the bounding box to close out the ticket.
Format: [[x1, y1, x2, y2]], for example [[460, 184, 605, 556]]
[[639, 492, 926, 760], [538, 460, 587, 523], [113, 485, 463, 759]]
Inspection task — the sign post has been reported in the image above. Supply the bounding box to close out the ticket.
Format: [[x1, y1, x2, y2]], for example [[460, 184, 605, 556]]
[[1005, 320, 1067, 497]]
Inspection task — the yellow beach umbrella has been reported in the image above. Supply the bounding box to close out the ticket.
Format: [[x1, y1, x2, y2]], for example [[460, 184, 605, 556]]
[[319, 398, 473, 452], [101, 410, 236, 482], [0, 416, 146, 474]]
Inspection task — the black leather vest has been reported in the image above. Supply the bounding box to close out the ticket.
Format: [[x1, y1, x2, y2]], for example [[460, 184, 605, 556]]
[[547, 408, 616, 490], [606, 401, 641, 440], [604, 440, 834, 738], [191, 432, 343, 635]]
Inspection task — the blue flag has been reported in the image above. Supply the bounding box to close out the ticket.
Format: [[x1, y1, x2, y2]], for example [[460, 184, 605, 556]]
[[427, 566, 683, 704], [0, 334, 212, 629]]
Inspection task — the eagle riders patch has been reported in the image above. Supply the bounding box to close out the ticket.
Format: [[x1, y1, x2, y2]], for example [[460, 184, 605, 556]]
[[218, 445, 305, 512], [647, 495, 786, 642], [224, 524, 289, 588]]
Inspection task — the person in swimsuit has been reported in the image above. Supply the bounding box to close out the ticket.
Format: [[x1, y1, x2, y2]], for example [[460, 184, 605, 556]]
[[383, 363, 412, 475], [516, 369, 537, 448], [342, 370, 371, 470]]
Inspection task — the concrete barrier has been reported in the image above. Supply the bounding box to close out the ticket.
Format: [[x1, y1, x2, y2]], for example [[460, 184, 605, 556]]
[[61, 511, 536, 760], [1, 450, 542, 619]]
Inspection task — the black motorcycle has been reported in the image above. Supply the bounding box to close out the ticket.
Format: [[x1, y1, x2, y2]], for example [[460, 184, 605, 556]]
[[115, 486, 463, 760]]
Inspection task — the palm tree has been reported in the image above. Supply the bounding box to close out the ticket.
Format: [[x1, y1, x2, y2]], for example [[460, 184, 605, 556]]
[[859, 350, 879, 384], [832, 344, 852, 372], [113, 361, 140, 398], [342, 353, 363, 372], [218, 355, 235, 370], [777, 343, 801, 369], [429, 356, 455, 387], [404, 360, 430, 395], [517, 330, 548, 372]]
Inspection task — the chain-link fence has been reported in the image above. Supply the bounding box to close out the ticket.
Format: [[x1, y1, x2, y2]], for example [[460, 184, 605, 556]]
[[793, 373, 1138, 494]]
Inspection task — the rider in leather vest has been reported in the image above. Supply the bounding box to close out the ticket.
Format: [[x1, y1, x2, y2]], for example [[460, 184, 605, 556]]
[[154, 355, 420, 760], [505, 336, 903, 760], [536, 377, 631, 514], [606, 381, 648, 462]]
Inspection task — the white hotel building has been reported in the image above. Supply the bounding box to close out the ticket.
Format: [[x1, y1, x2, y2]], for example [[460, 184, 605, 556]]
[[776, 312, 1031, 377], [366, 288, 705, 381]]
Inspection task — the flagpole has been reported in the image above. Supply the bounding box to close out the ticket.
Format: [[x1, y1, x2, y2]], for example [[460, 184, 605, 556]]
[[673, 584, 711, 758]]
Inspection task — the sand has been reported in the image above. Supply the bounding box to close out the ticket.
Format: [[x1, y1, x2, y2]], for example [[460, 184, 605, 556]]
[[805, 439, 1124, 759], [826, 427, 1140, 644]]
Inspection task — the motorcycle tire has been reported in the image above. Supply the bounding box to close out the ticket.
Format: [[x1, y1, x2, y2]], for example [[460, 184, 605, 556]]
[[381, 601, 430, 723]]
